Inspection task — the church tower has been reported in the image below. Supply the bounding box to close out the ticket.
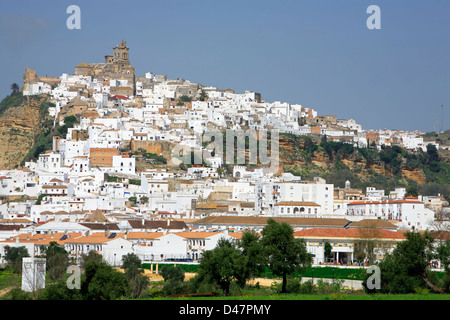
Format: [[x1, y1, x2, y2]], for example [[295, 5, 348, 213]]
[[112, 40, 130, 65]]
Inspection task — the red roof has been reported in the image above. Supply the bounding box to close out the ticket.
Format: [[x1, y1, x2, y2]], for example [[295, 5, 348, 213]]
[[348, 199, 422, 205], [111, 95, 129, 100], [293, 227, 406, 240]]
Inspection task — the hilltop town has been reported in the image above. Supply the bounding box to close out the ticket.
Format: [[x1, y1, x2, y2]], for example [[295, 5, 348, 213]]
[[0, 41, 449, 268]]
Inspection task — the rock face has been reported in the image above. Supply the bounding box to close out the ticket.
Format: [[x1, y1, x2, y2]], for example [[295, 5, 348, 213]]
[[0, 95, 47, 169], [278, 134, 428, 185]]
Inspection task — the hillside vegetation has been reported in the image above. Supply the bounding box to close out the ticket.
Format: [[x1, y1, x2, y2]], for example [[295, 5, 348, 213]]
[[279, 134, 450, 200]]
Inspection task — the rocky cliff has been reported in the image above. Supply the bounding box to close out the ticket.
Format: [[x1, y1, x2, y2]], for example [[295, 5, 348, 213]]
[[0, 94, 51, 169], [278, 134, 429, 186]]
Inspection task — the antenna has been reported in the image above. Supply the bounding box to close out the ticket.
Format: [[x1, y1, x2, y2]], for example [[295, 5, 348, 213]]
[[441, 105, 444, 133]]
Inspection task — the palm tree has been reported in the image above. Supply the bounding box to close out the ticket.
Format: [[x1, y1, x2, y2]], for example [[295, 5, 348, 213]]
[[10, 83, 19, 95]]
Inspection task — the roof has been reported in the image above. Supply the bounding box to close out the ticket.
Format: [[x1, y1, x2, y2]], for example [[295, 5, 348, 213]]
[[79, 223, 120, 231], [125, 232, 164, 240], [347, 219, 398, 229], [293, 227, 406, 241], [111, 95, 129, 100], [195, 216, 350, 228], [175, 231, 223, 239], [348, 200, 423, 205], [0, 224, 24, 231], [64, 233, 124, 244], [127, 219, 188, 230]]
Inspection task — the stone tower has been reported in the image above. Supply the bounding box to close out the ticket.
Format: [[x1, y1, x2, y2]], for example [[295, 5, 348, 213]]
[[112, 40, 130, 65]]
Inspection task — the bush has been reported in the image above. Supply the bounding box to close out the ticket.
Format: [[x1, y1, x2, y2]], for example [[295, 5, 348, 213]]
[[316, 279, 344, 294], [4, 287, 33, 300]]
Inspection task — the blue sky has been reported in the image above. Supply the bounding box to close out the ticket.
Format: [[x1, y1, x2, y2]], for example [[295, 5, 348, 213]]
[[1, 0, 450, 132]]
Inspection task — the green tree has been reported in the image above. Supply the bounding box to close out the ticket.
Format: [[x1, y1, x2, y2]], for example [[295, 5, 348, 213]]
[[234, 230, 264, 287], [39, 278, 82, 300], [364, 231, 445, 294], [324, 242, 333, 262], [140, 196, 149, 204], [160, 265, 185, 283], [178, 95, 192, 102], [121, 253, 149, 298], [405, 183, 419, 197], [81, 260, 130, 300], [81, 250, 103, 268], [10, 83, 19, 95], [160, 265, 186, 296], [260, 218, 312, 293], [199, 89, 208, 101], [45, 242, 70, 281], [196, 238, 241, 295], [5, 246, 30, 274]]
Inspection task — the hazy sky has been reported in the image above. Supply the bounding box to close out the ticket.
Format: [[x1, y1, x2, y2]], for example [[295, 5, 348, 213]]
[[1, 0, 450, 132]]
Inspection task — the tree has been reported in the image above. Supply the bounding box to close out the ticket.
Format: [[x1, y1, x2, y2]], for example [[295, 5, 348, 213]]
[[199, 89, 208, 101], [234, 230, 264, 287], [353, 225, 382, 264], [121, 253, 149, 298], [81, 260, 130, 300], [324, 242, 333, 262], [140, 196, 149, 204], [260, 218, 312, 293], [122, 253, 141, 272], [5, 246, 29, 274], [196, 238, 241, 295], [160, 265, 186, 296], [364, 231, 445, 294], [160, 265, 185, 283], [10, 83, 19, 95], [405, 183, 419, 198], [45, 242, 70, 281], [81, 250, 103, 268], [178, 95, 192, 102]]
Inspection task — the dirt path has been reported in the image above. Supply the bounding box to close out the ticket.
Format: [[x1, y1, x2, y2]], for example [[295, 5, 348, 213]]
[[0, 287, 13, 297]]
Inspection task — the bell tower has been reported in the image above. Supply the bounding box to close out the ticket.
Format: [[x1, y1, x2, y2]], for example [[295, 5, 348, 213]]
[[112, 40, 130, 65]]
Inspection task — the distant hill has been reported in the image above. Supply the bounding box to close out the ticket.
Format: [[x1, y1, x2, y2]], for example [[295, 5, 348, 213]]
[[422, 130, 450, 147]]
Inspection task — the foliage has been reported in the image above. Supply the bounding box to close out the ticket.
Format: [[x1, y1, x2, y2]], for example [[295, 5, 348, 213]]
[[283, 132, 450, 195], [44, 242, 70, 281], [178, 95, 192, 102], [362, 231, 448, 294], [196, 238, 242, 296], [80, 251, 103, 268], [260, 218, 312, 293], [198, 89, 208, 101], [38, 277, 82, 300], [4, 246, 30, 274], [81, 260, 130, 300], [234, 230, 264, 288], [122, 253, 149, 298], [160, 265, 185, 283], [160, 265, 187, 296], [0, 92, 26, 116]]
